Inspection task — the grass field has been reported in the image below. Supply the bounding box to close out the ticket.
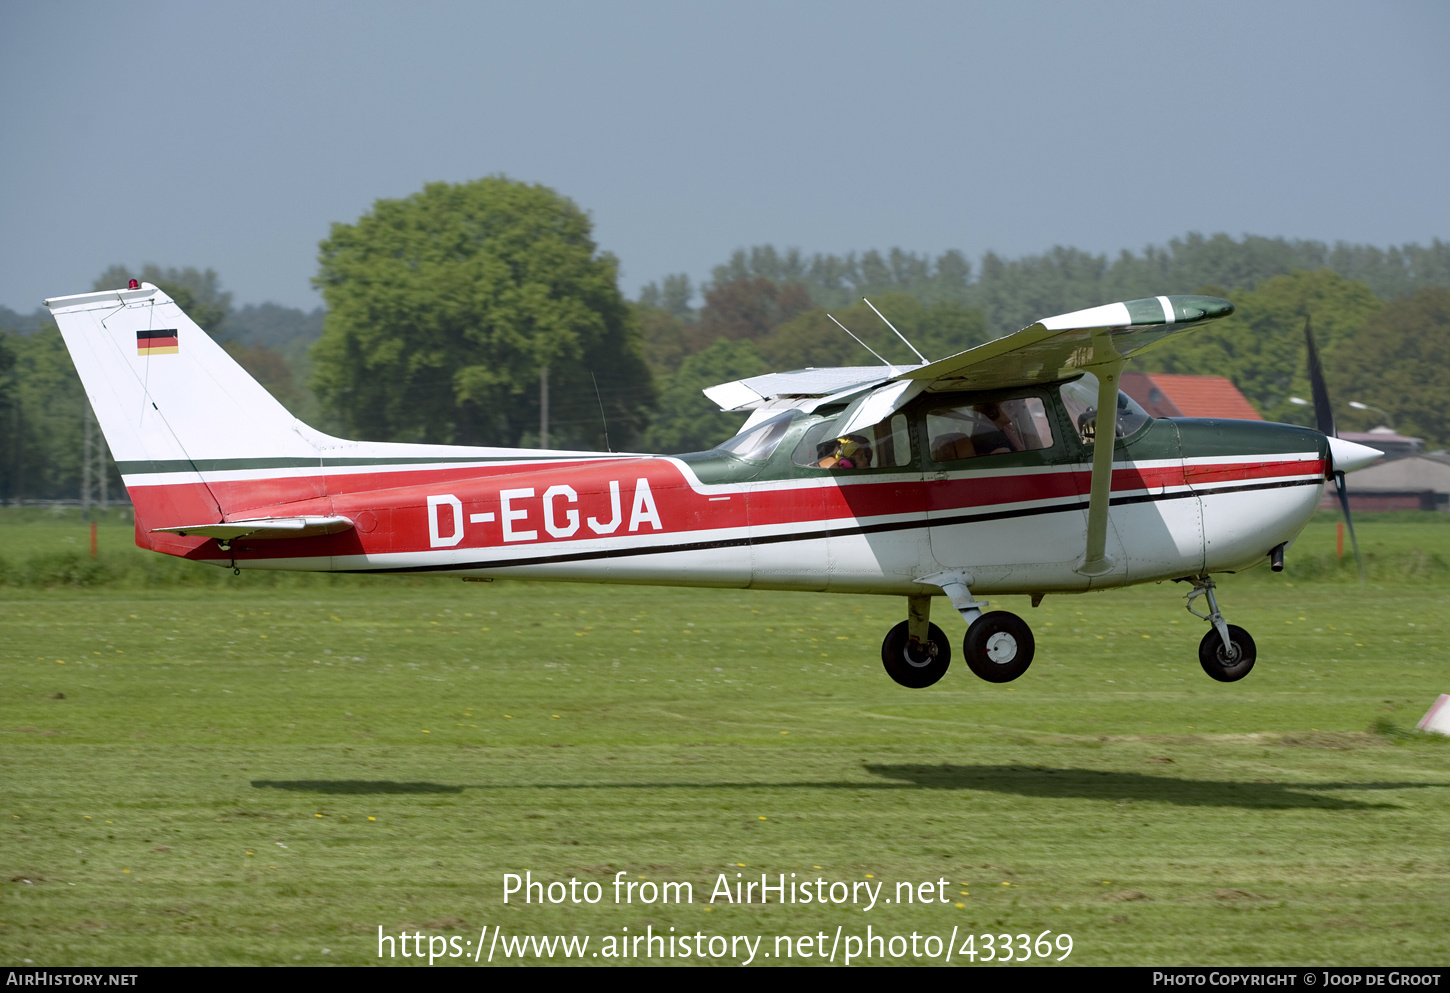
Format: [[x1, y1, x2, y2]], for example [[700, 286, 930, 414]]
[[2, 510, 1448, 967]]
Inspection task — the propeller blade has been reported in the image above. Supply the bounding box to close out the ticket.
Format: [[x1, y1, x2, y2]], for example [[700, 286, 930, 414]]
[[1333, 470, 1367, 585], [1303, 317, 1336, 438], [1306, 317, 1369, 584]]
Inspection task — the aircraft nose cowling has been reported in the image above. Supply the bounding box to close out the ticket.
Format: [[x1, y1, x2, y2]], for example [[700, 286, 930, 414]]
[[1327, 436, 1383, 474]]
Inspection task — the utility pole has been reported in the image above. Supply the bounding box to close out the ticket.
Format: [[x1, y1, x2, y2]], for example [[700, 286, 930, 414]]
[[12, 403, 21, 507], [79, 401, 108, 522], [82, 403, 92, 522], [539, 365, 550, 449]]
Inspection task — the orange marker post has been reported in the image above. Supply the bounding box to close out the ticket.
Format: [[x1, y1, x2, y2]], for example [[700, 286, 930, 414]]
[[90, 521, 98, 560]]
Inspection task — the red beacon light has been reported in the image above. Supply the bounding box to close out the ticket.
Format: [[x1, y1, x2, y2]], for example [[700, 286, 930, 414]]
[[128, 279, 139, 289]]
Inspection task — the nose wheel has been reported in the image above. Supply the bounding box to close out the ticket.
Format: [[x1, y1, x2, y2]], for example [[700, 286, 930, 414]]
[[1198, 624, 1256, 682], [1185, 577, 1256, 682]]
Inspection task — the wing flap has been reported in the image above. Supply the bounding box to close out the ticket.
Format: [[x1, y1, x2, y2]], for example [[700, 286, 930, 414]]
[[703, 366, 911, 411]]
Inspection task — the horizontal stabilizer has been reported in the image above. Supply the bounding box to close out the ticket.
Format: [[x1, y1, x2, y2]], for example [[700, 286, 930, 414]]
[[151, 516, 354, 540]]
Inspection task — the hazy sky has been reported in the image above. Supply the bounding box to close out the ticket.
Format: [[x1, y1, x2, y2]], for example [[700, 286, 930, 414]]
[[3, 0, 1447, 313]]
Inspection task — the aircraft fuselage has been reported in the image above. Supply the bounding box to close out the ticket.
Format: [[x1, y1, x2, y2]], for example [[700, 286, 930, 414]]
[[135, 392, 1327, 599]]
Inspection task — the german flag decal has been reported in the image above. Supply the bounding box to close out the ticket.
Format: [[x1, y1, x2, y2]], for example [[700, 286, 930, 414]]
[[137, 329, 179, 355]]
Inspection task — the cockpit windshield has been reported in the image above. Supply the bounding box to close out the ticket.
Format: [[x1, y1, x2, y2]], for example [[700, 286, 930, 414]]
[[712, 411, 797, 462], [1059, 374, 1152, 444]]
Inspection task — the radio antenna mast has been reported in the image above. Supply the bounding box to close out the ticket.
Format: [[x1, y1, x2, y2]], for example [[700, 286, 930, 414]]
[[828, 314, 895, 370], [590, 372, 612, 452], [863, 297, 929, 364]]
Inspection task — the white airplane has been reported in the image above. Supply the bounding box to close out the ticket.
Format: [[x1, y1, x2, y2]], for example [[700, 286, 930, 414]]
[[46, 283, 1380, 686]]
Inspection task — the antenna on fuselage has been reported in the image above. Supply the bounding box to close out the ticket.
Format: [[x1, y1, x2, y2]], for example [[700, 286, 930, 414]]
[[863, 297, 929, 364], [827, 313, 895, 370]]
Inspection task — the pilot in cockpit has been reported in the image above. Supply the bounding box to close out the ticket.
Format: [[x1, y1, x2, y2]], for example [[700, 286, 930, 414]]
[[817, 434, 872, 469], [971, 401, 1024, 455]]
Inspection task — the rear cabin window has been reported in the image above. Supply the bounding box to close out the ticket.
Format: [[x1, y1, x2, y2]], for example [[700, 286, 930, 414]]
[[925, 397, 1054, 463]]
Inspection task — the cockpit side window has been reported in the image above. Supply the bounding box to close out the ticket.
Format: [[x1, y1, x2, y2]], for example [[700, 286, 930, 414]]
[[925, 397, 1053, 463], [791, 412, 913, 470]]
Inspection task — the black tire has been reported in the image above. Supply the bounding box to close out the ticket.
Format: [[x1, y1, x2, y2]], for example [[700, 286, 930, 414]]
[[881, 621, 951, 688], [962, 611, 1035, 683], [1198, 625, 1256, 682]]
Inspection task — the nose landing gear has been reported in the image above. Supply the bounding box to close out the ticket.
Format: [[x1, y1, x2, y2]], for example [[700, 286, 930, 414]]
[[1185, 577, 1256, 681]]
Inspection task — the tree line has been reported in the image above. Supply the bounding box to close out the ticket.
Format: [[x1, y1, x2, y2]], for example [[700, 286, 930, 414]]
[[2, 176, 1447, 505]]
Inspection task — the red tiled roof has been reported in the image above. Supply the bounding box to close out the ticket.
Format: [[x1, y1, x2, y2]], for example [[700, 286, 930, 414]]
[[1120, 371, 1181, 418], [1120, 373, 1262, 421]]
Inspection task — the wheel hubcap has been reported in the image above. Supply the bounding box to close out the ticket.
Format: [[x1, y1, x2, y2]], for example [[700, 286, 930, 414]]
[[985, 632, 1018, 664], [904, 641, 937, 669]]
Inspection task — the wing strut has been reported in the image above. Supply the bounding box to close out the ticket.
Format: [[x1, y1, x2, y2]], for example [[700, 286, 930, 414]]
[[1076, 335, 1125, 577]]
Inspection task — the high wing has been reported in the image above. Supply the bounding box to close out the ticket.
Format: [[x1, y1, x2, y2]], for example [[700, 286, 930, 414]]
[[896, 294, 1234, 391], [703, 293, 1237, 576], [704, 294, 1234, 412]]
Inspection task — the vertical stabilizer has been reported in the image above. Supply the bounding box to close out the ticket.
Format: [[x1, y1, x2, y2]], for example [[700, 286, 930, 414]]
[[45, 283, 323, 545]]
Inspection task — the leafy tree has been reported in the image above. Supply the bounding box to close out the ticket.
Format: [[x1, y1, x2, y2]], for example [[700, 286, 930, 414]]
[[758, 293, 987, 371], [634, 302, 695, 375], [1136, 270, 1382, 422], [0, 305, 49, 336], [1326, 288, 1450, 446], [698, 235, 1450, 339], [711, 246, 973, 310], [311, 177, 652, 449], [692, 277, 812, 349], [637, 273, 696, 320], [224, 303, 328, 423], [223, 342, 306, 416], [3, 327, 115, 500], [226, 302, 326, 350], [641, 339, 767, 454], [0, 332, 18, 502]]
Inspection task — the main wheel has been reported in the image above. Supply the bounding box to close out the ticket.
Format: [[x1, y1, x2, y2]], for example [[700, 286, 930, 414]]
[[963, 611, 1034, 683], [881, 621, 951, 688], [1198, 625, 1256, 682]]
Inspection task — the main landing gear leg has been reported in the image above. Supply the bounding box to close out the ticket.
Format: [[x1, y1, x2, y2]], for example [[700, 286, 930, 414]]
[[881, 595, 951, 688], [1185, 576, 1256, 682], [929, 573, 1036, 683]]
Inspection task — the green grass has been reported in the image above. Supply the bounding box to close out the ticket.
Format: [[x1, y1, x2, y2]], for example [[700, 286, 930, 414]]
[[2, 511, 1449, 966]]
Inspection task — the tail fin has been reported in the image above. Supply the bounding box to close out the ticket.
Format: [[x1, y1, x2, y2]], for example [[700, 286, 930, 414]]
[[45, 283, 323, 546]]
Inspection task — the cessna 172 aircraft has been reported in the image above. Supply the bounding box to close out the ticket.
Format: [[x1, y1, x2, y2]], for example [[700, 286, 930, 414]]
[[46, 283, 1381, 687]]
